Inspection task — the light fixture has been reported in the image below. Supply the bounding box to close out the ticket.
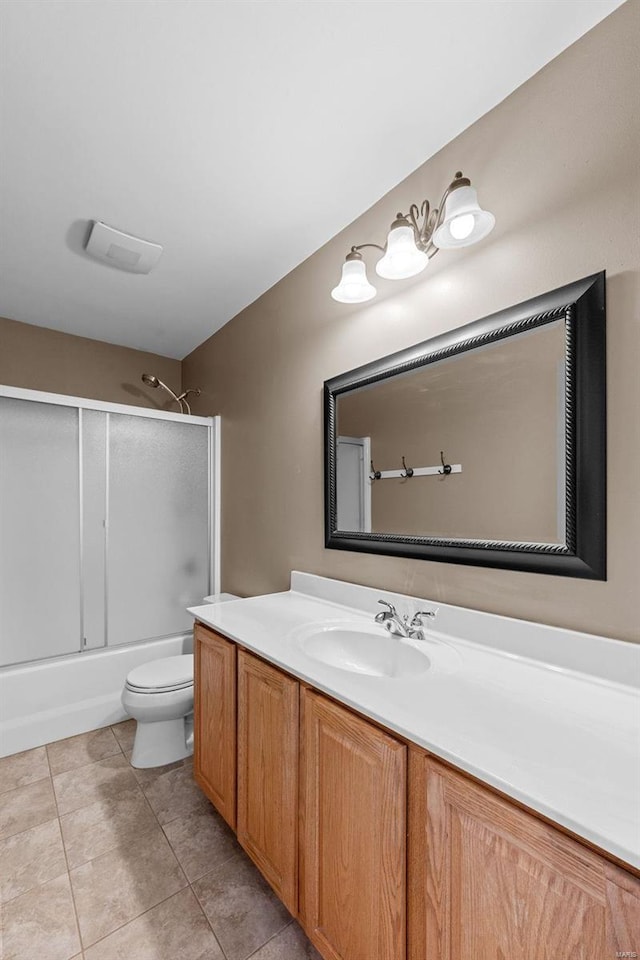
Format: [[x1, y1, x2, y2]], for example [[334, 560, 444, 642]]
[[432, 182, 495, 249], [332, 172, 495, 303], [331, 250, 377, 303], [375, 216, 428, 280]]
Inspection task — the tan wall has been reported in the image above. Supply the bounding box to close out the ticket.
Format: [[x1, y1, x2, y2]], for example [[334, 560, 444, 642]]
[[0, 316, 182, 409], [184, 3, 639, 642]]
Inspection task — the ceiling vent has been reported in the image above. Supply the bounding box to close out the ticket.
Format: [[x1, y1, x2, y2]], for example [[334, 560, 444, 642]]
[[85, 221, 163, 274]]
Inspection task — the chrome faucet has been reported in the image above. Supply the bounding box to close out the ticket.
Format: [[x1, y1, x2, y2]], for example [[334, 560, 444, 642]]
[[374, 600, 437, 640]]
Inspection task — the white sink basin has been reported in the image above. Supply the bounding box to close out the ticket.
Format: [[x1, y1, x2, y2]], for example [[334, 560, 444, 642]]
[[295, 621, 431, 678]]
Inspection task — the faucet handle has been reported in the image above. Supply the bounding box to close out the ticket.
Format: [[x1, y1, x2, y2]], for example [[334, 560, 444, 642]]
[[375, 599, 397, 622], [410, 609, 437, 627]]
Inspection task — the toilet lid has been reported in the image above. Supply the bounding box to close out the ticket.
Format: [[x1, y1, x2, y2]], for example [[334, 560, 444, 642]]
[[126, 655, 194, 692]]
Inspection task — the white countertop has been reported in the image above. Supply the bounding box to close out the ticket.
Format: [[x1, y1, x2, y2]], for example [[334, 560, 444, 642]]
[[189, 572, 640, 870]]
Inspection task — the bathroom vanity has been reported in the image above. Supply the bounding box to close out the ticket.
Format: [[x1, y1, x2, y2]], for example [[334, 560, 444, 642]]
[[189, 573, 639, 960]]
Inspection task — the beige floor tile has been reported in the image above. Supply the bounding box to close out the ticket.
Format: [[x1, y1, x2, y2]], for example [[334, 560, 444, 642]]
[[70, 826, 187, 947], [0, 872, 81, 960], [140, 761, 210, 825], [128, 754, 190, 790], [0, 746, 50, 795], [0, 777, 57, 841], [0, 817, 67, 903], [83, 887, 224, 960], [47, 728, 120, 777], [53, 754, 138, 816], [248, 922, 322, 960], [60, 783, 158, 868], [162, 806, 240, 881], [110, 719, 136, 753], [193, 848, 291, 960]]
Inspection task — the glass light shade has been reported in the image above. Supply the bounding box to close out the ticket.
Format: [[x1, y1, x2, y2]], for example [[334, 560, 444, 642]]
[[432, 185, 495, 249], [331, 258, 376, 303], [375, 225, 428, 280]]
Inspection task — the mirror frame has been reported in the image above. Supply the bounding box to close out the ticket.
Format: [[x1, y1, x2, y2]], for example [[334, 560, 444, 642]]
[[324, 272, 606, 579]]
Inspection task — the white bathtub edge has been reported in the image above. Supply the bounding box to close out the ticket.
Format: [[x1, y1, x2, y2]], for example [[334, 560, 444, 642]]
[[1, 693, 128, 756]]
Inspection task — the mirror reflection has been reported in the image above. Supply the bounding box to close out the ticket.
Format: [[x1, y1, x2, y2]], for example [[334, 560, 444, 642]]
[[335, 319, 566, 544]]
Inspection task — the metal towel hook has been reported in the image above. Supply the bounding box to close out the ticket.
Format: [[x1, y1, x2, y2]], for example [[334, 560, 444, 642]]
[[438, 451, 452, 475], [370, 460, 381, 481], [400, 456, 414, 478]]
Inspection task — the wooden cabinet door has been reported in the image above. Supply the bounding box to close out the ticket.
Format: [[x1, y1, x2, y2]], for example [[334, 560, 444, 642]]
[[193, 623, 237, 829], [408, 748, 640, 960], [300, 689, 406, 960], [237, 649, 299, 914]]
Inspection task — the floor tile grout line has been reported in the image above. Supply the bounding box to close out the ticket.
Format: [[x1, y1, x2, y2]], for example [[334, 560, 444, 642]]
[[106, 723, 165, 820], [188, 876, 231, 960], [170, 843, 240, 886], [124, 749, 197, 849], [110, 721, 134, 758], [0, 771, 51, 805], [0, 818, 68, 907], [244, 918, 295, 960], [0, 773, 50, 799], [47, 747, 127, 784], [62, 820, 164, 873], [78, 881, 191, 954], [117, 743, 194, 893], [45, 742, 85, 960], [0, 809, 61, 844]]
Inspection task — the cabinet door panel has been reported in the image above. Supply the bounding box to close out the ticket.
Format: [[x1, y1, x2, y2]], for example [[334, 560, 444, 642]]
[[605, 863, 640, 957], [237, 650, 299, 913], [194, 624, 236, 829], [409, 748, 639, 960], [300, 689, 406, 960]]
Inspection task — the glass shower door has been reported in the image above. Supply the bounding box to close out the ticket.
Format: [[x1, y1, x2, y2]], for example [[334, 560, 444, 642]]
[[106, 413, 210, 646], [0, 397, 82, 665]]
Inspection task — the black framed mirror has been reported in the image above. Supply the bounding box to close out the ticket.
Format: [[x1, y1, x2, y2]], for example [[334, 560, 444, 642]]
[[324, 272, 606, 579]]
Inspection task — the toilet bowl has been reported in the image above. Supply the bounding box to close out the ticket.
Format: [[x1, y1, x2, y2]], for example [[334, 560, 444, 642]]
[[122, 655, 194, 768]]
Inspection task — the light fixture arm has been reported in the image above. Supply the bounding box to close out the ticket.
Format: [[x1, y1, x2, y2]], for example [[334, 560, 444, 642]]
[[343, 172, 471, 264], [407, 172, 471, 255], [350, 242, 386, 254]]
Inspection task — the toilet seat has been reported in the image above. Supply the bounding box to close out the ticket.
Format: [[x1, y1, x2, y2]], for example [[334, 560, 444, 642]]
[[125, 655, 193, 694]]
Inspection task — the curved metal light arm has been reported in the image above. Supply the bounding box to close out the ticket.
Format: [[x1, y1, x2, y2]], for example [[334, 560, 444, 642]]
[[351, 242, 386, 254], [343, 172, 470, 265]]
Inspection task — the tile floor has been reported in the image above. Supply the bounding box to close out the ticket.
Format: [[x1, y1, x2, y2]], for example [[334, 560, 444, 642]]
[[0, 721, 321, 960]]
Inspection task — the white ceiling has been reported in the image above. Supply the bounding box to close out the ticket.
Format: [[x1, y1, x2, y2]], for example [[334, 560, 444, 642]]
[[0, 0, 623, 359]]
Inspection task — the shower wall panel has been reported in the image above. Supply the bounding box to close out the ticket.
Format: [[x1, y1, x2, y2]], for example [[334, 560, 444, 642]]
[[0, 397, 82, 664], [106, 414, 210, 645]]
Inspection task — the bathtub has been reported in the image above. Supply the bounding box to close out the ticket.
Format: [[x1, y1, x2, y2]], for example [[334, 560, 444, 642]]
[[0, 634, 192, 757]]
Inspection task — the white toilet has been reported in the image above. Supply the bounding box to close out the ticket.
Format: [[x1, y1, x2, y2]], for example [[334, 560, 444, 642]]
[[122, 655, 195, 768], [122, 594, 239, 768]]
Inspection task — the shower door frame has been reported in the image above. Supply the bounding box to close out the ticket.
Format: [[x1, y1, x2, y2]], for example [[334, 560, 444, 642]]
[[0, 384, 220, 666]]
